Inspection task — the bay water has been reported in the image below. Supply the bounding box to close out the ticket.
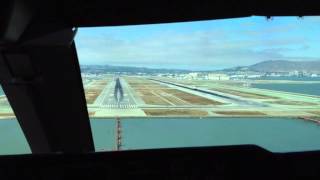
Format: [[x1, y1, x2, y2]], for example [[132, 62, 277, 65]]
[[2, 117, 320, 155]]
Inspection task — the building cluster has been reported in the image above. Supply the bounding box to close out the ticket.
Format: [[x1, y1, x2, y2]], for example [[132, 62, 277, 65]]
[[81, 70, 320, 82], [227, 70, 320, 80], [156, 72, 230, 80], [153, 70, 320, 80]]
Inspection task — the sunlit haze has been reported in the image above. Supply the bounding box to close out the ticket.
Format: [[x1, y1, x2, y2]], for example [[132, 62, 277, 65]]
[[76, 16, 320, 70], [1, 16, 320, 155]]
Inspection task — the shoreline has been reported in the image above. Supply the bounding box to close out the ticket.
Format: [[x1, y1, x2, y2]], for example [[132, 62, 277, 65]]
[[2, 116, 318, 120]]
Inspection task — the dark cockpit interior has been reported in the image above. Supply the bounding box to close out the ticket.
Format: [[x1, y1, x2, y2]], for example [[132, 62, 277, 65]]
[[1, 0, 320, 179]]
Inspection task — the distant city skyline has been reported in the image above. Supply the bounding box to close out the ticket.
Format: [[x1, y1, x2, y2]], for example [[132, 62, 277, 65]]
[[75, 16, 320, 70]]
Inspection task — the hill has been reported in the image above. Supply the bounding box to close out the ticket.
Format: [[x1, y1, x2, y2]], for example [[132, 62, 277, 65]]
[[80, 65, 192, 74], [248, 60, 320, 73]]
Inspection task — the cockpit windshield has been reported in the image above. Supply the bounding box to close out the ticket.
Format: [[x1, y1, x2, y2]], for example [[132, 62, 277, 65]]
[[76, 16, 320, 152], [1, 16, 320, 154]]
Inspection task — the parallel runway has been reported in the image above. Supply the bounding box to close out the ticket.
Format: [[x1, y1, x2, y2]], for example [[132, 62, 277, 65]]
[[94, 77, 137, 109]]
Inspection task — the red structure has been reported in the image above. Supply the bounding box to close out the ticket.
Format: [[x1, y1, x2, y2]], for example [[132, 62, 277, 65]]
[[115, 117, 122, 151]]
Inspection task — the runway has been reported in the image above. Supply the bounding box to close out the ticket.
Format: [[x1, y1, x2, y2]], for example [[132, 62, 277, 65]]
[[85, 76, 320, 118], [94, 76, 137, 109]]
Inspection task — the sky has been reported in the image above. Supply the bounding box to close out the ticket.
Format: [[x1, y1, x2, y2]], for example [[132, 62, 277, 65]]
[[75, 16, 320, 70]]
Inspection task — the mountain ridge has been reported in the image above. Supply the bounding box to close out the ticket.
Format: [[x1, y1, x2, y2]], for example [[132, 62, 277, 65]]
[[80, 64, 192, 74], [224, 60, 320, 73], [249, 60, 320, 73], [81, 60, 320, 73]]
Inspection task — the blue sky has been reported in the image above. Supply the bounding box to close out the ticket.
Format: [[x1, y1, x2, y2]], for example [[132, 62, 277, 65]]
[[75, 16, 320, 70]]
